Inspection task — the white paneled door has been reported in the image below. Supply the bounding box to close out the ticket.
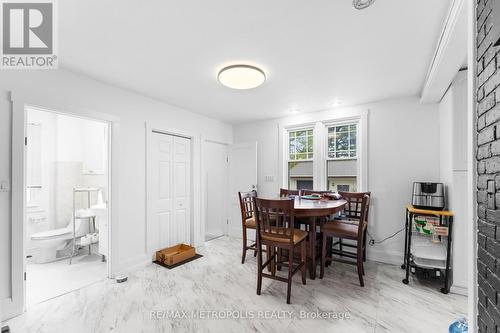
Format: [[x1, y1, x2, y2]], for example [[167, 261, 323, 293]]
[[150, 132, 191, 251], [204, 141, 228, 241], [228, 142, 257, 238]]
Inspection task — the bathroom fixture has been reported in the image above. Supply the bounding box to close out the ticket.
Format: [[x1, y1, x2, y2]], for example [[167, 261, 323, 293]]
[[30, 218, 88, 263], [218, 65, 266, 90], [91, 202, 108, 261], [352, 0, 376, 10], [70, 187, 100, 264]]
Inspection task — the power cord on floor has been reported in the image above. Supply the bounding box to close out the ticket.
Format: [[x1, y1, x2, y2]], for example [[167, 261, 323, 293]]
[[367, 228, 405, 246]]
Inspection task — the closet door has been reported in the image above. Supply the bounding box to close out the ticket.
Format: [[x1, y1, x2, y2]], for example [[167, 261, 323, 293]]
[[151, 132, 174, 249], [173, 136, 191, 245], [150, 132, 191, 251]]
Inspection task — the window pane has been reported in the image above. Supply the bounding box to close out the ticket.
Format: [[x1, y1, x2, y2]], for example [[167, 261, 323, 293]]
[[349, 135, 357, 150], [288, 161, 313, 190], [296, 136, 307, 153], [296, 130, 306, 137], [289, 138, 296, 154], [327, 159, 358, 192], [289, 129, 313, 160], [349, 150, 357, 157], [336, 151, 349, 158], [307, 135, 313, 152], [337, 125, 349, 133], [296, 153, 308, 160], [349, 124, 357, 132], [336, 131, 349, 150]]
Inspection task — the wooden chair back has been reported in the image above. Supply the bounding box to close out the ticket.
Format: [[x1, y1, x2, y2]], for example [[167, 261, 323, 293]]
[[254, 198, 295, 244], [279, 188, 299, 198], [356, 194, 370, 239], [238, 191, 257, 226], [339, 191, 371, 222]]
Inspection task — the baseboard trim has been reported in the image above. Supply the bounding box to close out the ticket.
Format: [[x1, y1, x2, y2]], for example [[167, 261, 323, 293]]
[[450, 284, 468, 296], [366, 247, 403, 266], [114, 254, 151, 278]]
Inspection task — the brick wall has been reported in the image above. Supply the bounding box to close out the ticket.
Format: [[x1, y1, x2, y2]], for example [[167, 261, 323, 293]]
[[477, 1, 500, 332]]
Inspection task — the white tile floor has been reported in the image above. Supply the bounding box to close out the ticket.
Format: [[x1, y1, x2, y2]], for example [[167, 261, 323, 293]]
[[6, 237, 466, 333], [26, 253, 107, 307]]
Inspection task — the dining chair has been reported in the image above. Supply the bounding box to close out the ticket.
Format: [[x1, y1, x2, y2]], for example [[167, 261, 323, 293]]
[[335, 191, 372, 262], [238, 190, 258, 264], [320, 193, 370, 286], [254, 198, 307, 304], [279, 188, 299, 197]]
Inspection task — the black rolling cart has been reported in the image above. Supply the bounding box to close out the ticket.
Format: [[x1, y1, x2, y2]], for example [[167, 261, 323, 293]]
[[401, 205, 454, 294]]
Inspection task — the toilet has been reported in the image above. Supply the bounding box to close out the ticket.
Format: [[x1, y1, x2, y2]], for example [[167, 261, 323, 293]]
[[30, 218, 89, 263]]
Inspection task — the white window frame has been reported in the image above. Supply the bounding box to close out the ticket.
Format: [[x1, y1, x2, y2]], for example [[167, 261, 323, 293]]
[[326, 121, 358, 160], [278, 109, 368, 192], [285, 125, 315, 189]]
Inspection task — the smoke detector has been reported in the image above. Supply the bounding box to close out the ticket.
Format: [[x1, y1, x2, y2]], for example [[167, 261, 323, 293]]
[[353, 0, 376, 10]]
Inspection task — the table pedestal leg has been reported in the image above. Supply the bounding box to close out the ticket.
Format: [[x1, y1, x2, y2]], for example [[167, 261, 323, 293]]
[[309, 217, 317, 280]]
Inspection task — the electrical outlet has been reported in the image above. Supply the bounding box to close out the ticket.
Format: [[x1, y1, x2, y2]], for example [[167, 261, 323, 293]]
[[0, 181, 9, 192], [264, 175, 275, 182]]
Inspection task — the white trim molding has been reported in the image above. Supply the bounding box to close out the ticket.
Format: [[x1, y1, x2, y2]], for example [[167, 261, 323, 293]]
[[421, 0, 467, 103], [4, 91, 120, 320]]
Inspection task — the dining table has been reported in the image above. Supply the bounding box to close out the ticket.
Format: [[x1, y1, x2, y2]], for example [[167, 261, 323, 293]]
[[287, 196, 347, 279]]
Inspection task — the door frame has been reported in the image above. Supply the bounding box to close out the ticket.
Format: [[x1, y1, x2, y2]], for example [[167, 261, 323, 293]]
[[201, 138, 229, 242], [145, 123, 199, 256], [227, 142, 258, 238], [5, 90, 120, 320]]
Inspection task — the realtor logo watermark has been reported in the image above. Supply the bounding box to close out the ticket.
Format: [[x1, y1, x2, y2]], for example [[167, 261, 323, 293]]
[[0, 0, 58, 69]]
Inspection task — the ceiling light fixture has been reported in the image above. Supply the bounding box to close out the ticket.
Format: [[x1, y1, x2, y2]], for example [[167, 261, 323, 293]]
[[332, 99, 342, 107], [218, 64, 266, 90], [353, 0, 376, 10]]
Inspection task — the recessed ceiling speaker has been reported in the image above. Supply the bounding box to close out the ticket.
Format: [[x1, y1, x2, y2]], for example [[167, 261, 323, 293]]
[[353, 0, 376, 10]]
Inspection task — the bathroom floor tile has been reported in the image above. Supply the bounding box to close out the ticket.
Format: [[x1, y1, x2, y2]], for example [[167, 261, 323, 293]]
[[26, 252, 107, 307]]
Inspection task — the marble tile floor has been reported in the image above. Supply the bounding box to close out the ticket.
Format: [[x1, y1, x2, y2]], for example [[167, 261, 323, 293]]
[[26, 252, 107, 307], [5, 237, 466, 333]]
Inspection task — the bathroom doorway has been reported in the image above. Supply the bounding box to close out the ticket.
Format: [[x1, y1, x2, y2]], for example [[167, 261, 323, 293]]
[[204, 140, 228, 241], [24, 107, 111, 307]]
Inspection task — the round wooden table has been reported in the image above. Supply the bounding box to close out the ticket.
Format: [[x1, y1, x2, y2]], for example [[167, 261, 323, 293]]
[[293, 197, 347, 279]]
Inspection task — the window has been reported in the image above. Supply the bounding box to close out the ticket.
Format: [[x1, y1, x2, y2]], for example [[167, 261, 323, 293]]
[[289, 129, 313, 160], [337, 184, 350, 192], [328, 124, 357, 159], [327, 123, 358, 192], [283, 119, 364, 193], [287, 129, 313, 190]]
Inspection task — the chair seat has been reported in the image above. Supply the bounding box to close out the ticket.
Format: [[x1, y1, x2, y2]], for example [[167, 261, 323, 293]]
[[334, 217, 359, 225], [262, 228, 307, 244], [322, 220, 365, 239], [245, 217, 256, 229]]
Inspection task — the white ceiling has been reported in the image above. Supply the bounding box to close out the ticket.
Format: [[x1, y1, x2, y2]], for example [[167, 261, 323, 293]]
[[59, 0, 451, 124]]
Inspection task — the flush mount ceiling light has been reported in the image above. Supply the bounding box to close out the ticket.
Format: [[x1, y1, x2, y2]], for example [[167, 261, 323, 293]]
[[332, 99, 342, 107], [353, 0, 376, 10], [218, 65, 266, 90]]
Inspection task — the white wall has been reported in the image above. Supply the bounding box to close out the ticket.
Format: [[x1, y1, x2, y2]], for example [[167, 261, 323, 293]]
[[439, 70, 468, 295], [233, 97, 441, 264], [0, 69, 233, 303]]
